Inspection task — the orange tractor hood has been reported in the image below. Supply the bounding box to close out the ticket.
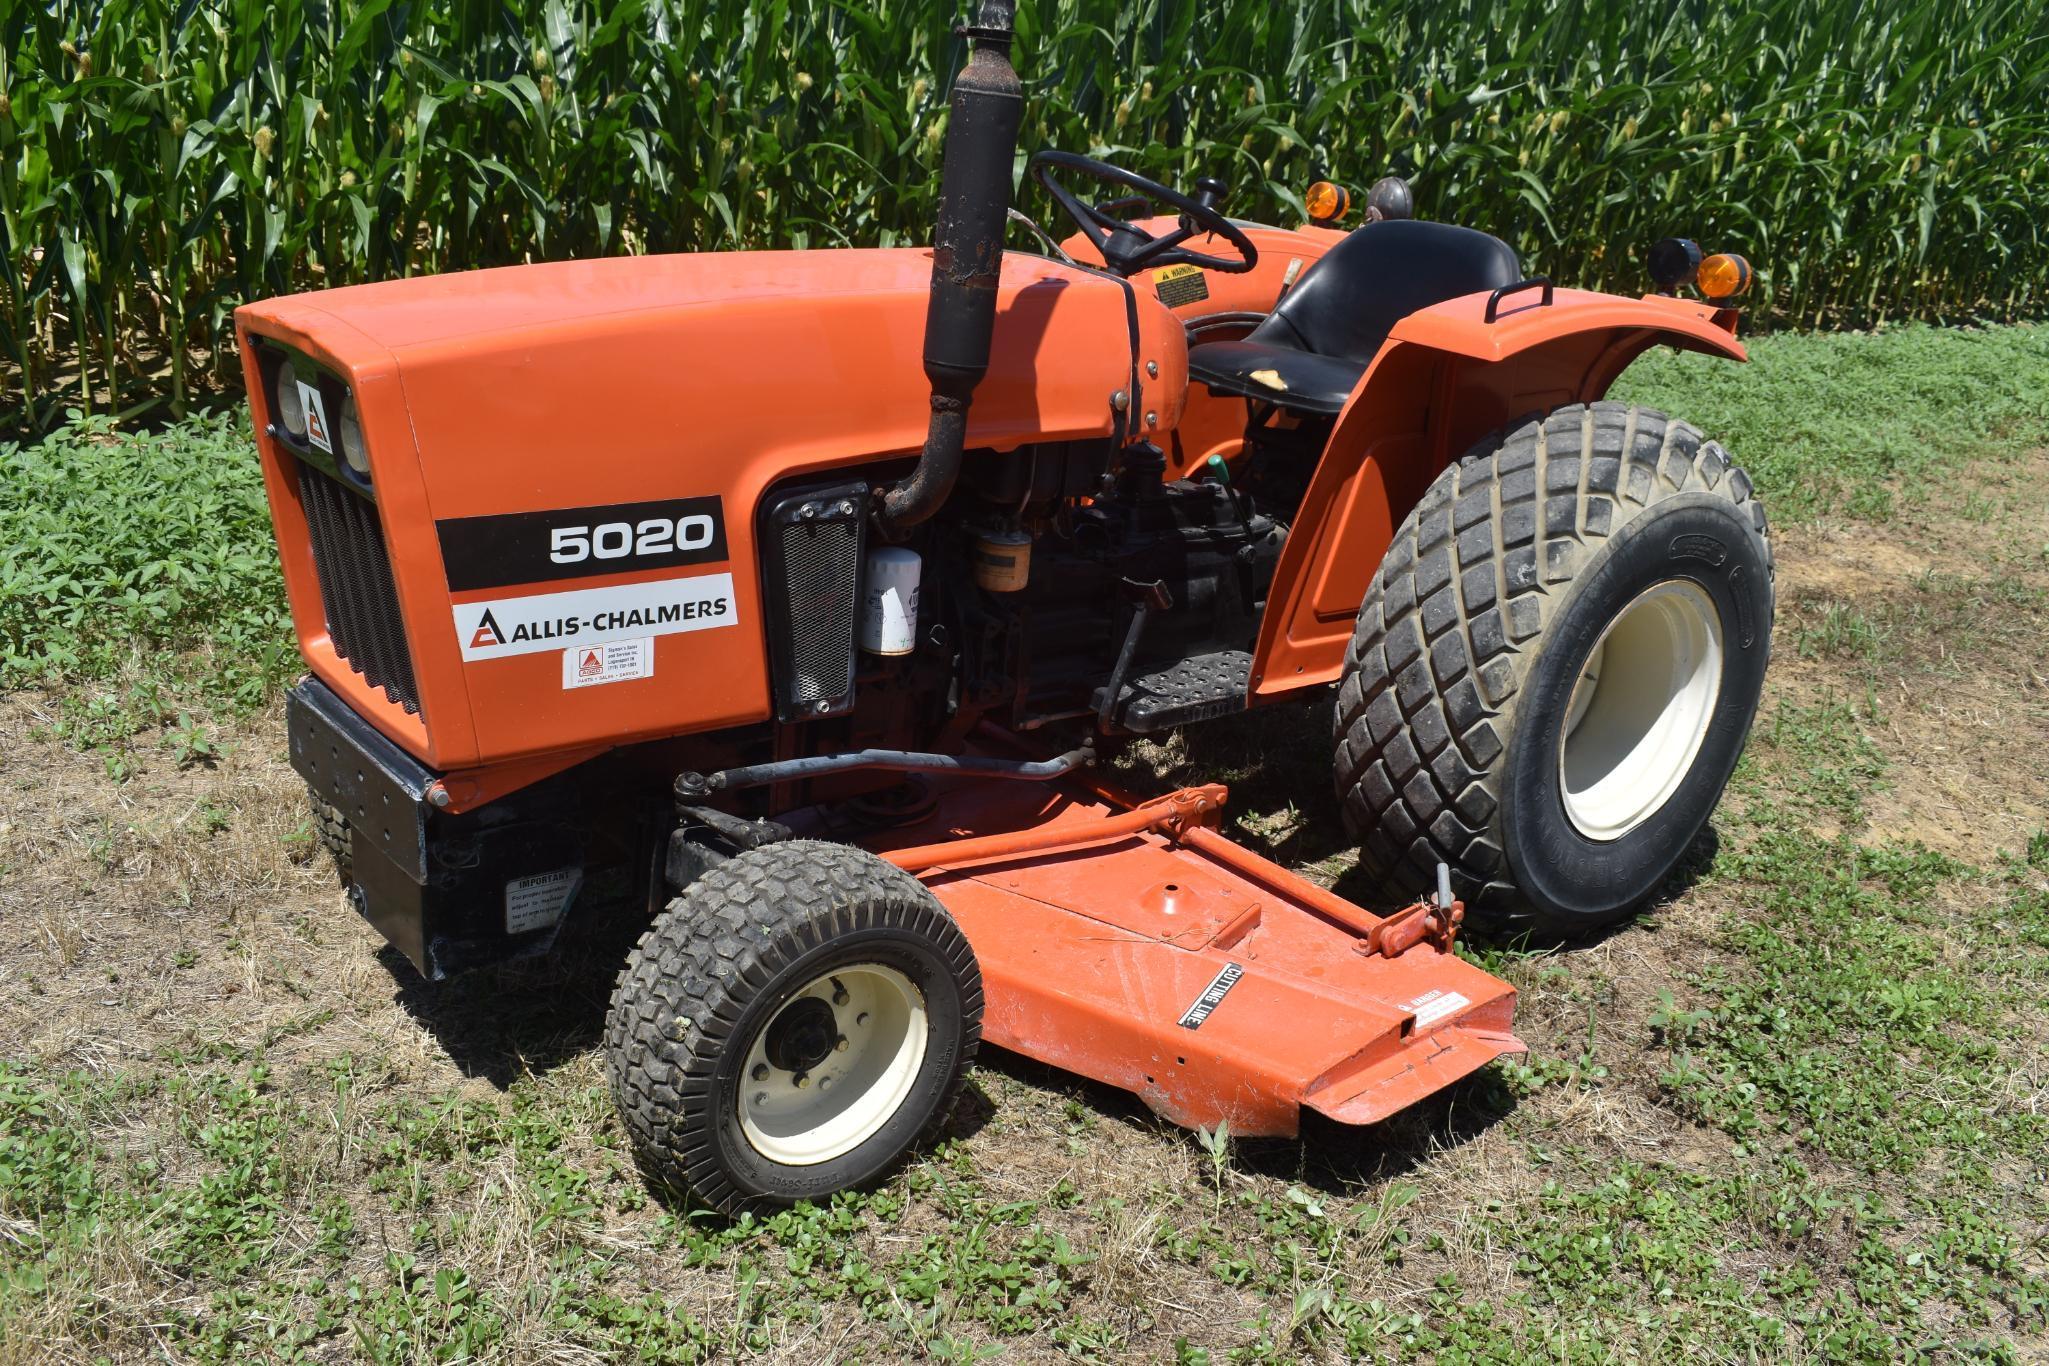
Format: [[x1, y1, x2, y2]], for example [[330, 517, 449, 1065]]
[[244, 248, 1178, 448], [236, 249, 1189, 773]]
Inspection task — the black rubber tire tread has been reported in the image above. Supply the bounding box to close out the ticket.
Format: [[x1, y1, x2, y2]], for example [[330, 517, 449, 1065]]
[[307, 786, 352, 883], [603, 838, 982, 1215], [1332, 401, 1773, 931]]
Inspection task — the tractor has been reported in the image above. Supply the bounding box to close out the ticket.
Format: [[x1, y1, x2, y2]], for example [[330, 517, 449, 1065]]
[[237, 2, 1772, 1213]]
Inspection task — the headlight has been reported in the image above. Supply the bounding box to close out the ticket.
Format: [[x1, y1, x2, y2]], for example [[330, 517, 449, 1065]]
[[274, 357, 307, 438], [338, 394, 369, 476]]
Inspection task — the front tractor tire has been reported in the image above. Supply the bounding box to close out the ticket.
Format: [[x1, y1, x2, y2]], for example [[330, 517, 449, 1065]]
[[604, 840, 982, 1215], [1335, 403, 1774, 935]]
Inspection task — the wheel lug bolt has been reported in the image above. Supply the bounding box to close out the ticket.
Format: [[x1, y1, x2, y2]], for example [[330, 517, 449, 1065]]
[[793, 1072, 810, 1089], [833, 988, 850, 1006], [835, 1036, 848, 1053], [751, 1063, 769, 1081], [752, 1092, 768, 1106], [819, 1076, 833, 1090]]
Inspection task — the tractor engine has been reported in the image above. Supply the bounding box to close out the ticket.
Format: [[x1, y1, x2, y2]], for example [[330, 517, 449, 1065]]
[[944, 440, 1289, 735]]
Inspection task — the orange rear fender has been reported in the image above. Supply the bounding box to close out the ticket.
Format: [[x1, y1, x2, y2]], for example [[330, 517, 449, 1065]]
[[1248, 289, 1746, 698]]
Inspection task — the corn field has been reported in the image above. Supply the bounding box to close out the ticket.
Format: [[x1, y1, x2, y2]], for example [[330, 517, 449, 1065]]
[[3, 0, 2047, 429]]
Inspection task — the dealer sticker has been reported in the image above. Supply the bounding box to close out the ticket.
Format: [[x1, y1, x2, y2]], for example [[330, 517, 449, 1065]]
[[506, 868, 582, 936], [453, 572, 735, 662], [1403, 989, 1471, 1029], [563, 637, 654, 689]]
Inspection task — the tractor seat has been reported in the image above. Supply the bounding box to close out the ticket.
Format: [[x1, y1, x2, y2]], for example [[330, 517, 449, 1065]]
[[1186, 220, 1522, 417]]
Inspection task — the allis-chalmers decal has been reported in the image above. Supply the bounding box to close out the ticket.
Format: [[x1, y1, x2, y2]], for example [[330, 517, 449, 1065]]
[[436, 496, 728, 592], [452, 573, 736, 662]]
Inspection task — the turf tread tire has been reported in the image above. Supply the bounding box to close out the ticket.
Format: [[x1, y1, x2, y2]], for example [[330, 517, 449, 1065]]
[[308, 787, 352, 883], [603, 839, 981, 1215], [1333, 401, 1773, 932]]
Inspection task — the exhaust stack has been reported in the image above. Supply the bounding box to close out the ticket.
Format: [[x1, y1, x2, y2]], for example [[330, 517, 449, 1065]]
[[877, 0, 1023, 532]]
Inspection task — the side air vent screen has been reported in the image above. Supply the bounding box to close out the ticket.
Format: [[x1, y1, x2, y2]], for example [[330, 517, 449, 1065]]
[[759, 481, 868, 722]]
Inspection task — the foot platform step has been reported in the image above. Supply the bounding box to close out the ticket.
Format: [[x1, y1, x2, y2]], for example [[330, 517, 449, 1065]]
[[1097, 649, 1252, 733]]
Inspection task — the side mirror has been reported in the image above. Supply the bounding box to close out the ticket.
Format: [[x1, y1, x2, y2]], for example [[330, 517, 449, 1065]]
[[1366, 176, 1414, 222]]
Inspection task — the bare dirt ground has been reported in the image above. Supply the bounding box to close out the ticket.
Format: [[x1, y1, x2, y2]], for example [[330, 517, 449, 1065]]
[[3, 454, 2047, 1362]]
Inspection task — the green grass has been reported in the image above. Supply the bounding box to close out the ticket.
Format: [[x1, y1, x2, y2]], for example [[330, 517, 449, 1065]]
[[8, 802, 2045, 1360], [1614, 321, 2049, 520], [0, 409, 291, 770]]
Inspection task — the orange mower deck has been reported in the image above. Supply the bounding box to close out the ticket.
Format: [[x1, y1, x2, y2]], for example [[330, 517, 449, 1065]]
[[802, 773, 1525, 1136]]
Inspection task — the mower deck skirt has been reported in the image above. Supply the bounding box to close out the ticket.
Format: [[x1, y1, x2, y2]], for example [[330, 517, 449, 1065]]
[[854, 776, 1525, 1136]]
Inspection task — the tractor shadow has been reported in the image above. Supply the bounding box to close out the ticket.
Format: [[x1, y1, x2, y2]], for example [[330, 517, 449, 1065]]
[[975, 1043, 1515, 1196], [379, 897, 651, 1089]]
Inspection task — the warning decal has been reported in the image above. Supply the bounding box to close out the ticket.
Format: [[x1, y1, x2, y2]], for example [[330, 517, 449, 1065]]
[[1153, 263, 1210, 308], [453, 572, 735, 662], [563, 637, 654, 689], [298, 381, 333, 453], [1178, 962, 1244, 1029], [506, 867, 582, 936], [1403, 989, 1471, 1030]]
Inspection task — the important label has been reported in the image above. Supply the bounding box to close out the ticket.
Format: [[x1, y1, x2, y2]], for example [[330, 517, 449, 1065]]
[[1152, 263, 1210, 307], [1178, 962, 1245, 1029], [506, 868, 582, 936], [563, 637, 654, 689], [1403, 989, 1471, 1030], [453, 571, 735, 661]]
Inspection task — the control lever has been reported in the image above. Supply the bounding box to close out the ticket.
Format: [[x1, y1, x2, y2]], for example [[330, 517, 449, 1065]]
[[1097, 578, 1175, 732]]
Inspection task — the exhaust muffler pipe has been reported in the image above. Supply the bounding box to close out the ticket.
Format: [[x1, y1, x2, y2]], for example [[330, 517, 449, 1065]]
[[877, 0, 1023, 533]]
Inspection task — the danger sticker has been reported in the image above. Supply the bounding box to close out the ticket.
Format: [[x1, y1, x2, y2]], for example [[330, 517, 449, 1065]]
[[506, 867, 581, 936], [1178, 962, 1244, 1029], [563, 637, 654, 689], [1403, 989, 1471, 1029], [453, 572, 735, 662], [298, 381, 333, 453]]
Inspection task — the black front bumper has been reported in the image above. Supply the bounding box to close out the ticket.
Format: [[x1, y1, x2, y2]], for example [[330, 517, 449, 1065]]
[[286, 680, 588, 979]]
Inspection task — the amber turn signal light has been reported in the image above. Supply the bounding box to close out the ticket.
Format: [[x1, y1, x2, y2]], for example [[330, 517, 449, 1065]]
[[1305, 180, 1350, 224], [1697, 252, 1753, 299]]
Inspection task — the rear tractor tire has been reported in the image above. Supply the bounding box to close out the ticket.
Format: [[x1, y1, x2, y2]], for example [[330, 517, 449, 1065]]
[[604, 840, 982, 1215], [1334, 402, 1774, 935]]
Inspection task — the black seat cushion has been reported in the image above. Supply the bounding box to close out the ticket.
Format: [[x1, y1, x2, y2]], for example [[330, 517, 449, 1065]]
[[1187, 219, 1522, 415], [1185, 341, 1366, 416]]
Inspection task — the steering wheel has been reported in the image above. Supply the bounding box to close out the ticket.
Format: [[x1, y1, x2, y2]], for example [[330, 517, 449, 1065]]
[[1028, 149, 1259, 276]]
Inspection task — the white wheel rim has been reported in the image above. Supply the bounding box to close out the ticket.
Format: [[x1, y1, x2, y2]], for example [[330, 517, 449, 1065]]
[[1558, 579, 1724, 842], [738, 964, 928, 1167]]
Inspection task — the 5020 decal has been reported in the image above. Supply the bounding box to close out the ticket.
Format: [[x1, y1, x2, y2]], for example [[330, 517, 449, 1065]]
[[438, 496, 728, 592], [549, 514, 718, 565]]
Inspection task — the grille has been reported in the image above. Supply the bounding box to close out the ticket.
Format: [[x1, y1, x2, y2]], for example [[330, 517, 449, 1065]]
[[762, 483, 867, 721], [296, 463, 421, 714]]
